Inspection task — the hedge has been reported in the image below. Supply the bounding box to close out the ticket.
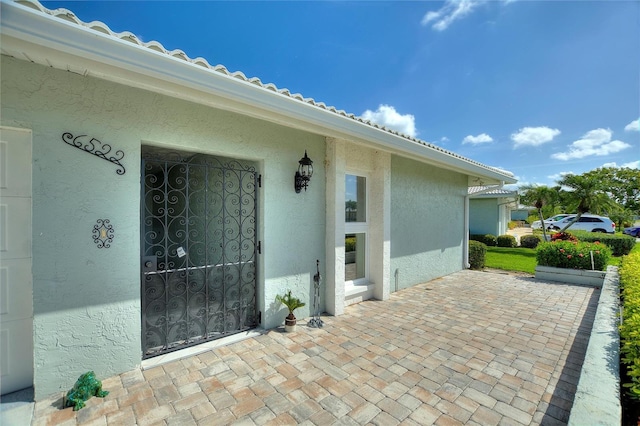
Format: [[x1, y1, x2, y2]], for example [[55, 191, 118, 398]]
[[620, 252, 640, 398], [470, 234, 497, 246], [535, 240, 611, 270], [520, 234, 542, 249], [497, 235, 517, 248], [568, 230, 635, 256], [468, 240, 486, 269]]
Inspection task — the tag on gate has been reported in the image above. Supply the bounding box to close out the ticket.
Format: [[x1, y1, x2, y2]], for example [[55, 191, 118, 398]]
[[177, 247, 186, 258]]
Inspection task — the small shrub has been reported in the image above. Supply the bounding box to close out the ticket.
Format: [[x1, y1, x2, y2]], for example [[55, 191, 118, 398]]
[[468, 240, 486, 270], [620, 252, 640, 399], [483, 234, 497, 246], [550, 232, 578, 242], [520, 234, 542, 249], [345, 237, 356, 252], [526, 215, 538, 225], [469, 234, 497, 246], [536, 240, 611, 270], [570, 230, 635, 256], [497, 235, 517, 248]]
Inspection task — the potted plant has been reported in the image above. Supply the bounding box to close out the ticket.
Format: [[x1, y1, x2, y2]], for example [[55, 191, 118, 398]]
[[276, 290, 306, 332]]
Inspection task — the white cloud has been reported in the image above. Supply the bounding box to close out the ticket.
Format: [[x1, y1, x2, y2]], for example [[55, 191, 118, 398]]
[[551, 128, 631, 161], [421, 0, 482, 31], [361, 104, 417, 137], [511, 126, 561, 148], [624, 118, 639, 132], [601, 161, 640, 169], [462, 133, 493, 144], [420, 0, 514, 31], [547, 171, 574, 181], [440, 136, 450, 143]]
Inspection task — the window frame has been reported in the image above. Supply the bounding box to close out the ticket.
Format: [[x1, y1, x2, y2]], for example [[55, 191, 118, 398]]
[[345, 172, 370, 286]]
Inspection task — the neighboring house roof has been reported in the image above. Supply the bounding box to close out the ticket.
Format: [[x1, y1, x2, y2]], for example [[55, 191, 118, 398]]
[[468, 185, 518, 199], [1, 0, 517, 186]]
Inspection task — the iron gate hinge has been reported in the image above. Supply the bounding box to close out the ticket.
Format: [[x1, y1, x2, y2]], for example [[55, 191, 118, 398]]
[[257, 241, 262, 254], [258, 174, 262, 188]]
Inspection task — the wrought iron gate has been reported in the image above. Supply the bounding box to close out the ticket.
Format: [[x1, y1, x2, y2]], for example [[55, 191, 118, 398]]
[[141, 148, 258, 358]]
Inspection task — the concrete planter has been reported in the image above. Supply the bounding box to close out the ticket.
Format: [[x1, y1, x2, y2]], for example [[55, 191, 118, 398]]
[[535, 265, 606, 287]]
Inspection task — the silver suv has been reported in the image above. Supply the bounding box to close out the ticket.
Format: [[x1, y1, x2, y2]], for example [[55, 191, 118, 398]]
[[548, 214, 616, 233]]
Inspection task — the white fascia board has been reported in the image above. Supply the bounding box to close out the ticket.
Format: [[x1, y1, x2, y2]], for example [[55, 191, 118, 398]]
[[1, 0, 516, 185]]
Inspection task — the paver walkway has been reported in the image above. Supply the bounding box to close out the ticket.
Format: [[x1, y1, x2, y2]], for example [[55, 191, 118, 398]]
[[31, 270, 598, 425]]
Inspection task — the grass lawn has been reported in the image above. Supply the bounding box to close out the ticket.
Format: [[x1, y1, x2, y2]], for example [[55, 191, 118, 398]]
[[485, 247, 537, 274], [485, 241, 639, 273]]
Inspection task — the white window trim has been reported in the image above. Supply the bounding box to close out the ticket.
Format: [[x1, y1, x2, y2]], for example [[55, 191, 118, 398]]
[[345, 172, 370, 287]]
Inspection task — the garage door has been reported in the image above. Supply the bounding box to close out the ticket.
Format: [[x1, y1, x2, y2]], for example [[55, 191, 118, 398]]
[[0, 127, 33, 395]]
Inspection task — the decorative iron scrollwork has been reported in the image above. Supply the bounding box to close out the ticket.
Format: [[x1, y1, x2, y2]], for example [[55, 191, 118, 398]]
[[93, 219, 114, 248], [62, 132, 126, 175]]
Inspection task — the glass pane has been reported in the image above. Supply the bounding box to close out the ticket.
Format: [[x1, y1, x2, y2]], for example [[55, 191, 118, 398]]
[[345, 175, 366, 222], [345, 233, 366, 281]]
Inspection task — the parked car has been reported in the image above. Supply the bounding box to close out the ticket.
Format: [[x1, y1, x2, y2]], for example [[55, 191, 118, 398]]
[[547, 214, 616, 233], [623, 226, 640, 238], [531, 214, 571, 230]]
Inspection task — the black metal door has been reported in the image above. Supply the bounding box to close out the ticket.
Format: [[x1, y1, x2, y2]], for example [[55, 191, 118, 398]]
[[141, 148, 258, 358]]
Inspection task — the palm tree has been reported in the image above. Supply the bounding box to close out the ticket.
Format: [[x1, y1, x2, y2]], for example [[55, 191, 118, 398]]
[[520, 184, 557, 241], [557, 174, 618, 232]]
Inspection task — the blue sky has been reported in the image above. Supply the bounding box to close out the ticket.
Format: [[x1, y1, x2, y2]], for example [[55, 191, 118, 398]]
[[42, 0, 640, 188]]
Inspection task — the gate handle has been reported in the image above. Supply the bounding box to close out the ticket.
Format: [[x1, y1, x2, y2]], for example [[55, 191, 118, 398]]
[[145, 261, 153, 268]]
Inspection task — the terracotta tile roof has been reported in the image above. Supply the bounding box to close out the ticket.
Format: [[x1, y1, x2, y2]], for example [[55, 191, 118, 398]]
[[12, 0, 514, 179]]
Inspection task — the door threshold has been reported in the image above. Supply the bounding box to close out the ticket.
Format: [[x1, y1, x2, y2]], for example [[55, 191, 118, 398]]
[[141, 330, 263, 370]]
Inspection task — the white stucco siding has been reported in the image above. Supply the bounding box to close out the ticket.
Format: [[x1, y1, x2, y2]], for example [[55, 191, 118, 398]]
[[390, 155, 467, 290], [469, 198, 500, 236], [1, 56, 325, 398]]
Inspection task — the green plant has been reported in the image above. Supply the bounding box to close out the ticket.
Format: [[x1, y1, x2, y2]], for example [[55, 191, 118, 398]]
[[620, 252, 640, 399], [345, 237, 356, 252], [535, 240, 611, 270], [470, 234, 497, 246], [497, 235, 517, 248], [569, 230, 635, 256], [507, 221, 519, 230], [468, 240, 487, 270], [520, 235, 542, 249], [276, 290, 305, 318]]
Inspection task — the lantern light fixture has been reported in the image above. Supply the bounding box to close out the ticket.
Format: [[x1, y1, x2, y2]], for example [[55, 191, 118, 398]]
[[294, 150, 313, 193]]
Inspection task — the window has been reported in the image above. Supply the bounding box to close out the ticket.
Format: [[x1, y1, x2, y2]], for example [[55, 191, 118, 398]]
[[345, 174, 368, 283]]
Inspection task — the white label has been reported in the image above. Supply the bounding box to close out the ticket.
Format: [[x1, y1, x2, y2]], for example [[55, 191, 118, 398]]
[[177, 247, 186, 258]]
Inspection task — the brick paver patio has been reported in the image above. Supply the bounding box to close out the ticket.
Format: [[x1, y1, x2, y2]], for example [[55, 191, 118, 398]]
[[31, 270, 598, 425]]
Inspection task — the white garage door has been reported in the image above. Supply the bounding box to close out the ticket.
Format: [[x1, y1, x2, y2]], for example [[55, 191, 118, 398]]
[[0, 127, 33, 395]]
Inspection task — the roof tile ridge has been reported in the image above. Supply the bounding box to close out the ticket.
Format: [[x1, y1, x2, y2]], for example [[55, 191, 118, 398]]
[[13, 0, 514, 179]]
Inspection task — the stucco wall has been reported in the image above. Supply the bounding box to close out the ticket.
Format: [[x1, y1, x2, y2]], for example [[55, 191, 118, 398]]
[[470, 198, 499, 236], [390, 155, 467, 290], [1, 56, 325, 398]]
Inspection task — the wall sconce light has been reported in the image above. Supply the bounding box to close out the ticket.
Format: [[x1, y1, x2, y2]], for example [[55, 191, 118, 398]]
[[294, 150, 313, 193]]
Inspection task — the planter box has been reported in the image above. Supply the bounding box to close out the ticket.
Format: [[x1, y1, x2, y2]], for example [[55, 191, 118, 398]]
[[535, 265, 606, 287]]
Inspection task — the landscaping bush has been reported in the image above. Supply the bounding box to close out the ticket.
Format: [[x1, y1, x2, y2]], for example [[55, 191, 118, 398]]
[[620, 252, 640, 399], [536, 240, 611, 270], [570, 230, 635, 256], [550, 231, 578, 242], [497, 235, 517, 248], [345, 237, 356, 252], [470, 234, 497, 246], [468, 240, 487, 270], [526, 214, 538, 225], [520, 234, 542, 249]]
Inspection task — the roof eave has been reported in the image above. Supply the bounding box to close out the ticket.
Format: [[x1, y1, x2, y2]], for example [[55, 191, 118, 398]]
[[1, 0, 516, 185]]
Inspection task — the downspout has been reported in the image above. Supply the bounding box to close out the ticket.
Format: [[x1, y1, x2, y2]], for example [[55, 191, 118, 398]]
[[464, 193, 470, 268]]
